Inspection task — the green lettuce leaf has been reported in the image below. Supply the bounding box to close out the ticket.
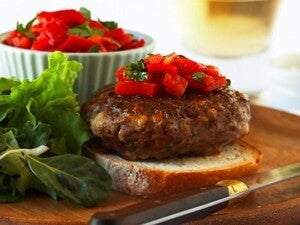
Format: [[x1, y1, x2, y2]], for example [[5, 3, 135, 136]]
[[0, 51, 91, 154], [27, 154, 112, 207], [0, 52, 111, 206]]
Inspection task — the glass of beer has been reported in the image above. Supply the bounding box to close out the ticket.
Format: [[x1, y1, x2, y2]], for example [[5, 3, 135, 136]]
[[176, 0, 280, 58]]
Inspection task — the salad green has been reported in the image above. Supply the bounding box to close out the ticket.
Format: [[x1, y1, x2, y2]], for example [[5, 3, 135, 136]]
[[0, 52, 111, 207]]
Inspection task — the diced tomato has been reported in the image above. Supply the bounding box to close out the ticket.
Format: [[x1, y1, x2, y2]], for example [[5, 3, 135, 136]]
[[189, 75, 227, 92], [162, 73, 188, 97], [146, 63, 178, 76], [31, 20, 68, 51], [37, 10, 87, 27], [116, 66, 129, 81], [30, 23, 44, 36], [4, 30, 32, 49], [4, 8, 145, 52], [106, 28, 133, 46], [89, 20, 109, 33], [121, 39, 145, 50], [143, 54, 164, 65], [209, 76, 228, 90], [204, 65, 222, 77], [36, 12, 58, 25], [101, 37, 121, 52], [56, 35, 96, 52], [114, 53, 229, 97], [115, 81, 160, 97], [116, 66, 155, 83], [88, 36, 121, 52], [163, 52, 177, 64], [172, 55, 205, 77], [87, 35, 121, 52], [188, 75, 213, 91], [86, 36, 106, 52], [31, 33, 51, 51]]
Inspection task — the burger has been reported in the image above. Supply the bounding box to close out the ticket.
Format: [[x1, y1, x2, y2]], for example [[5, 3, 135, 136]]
[[81, 53, 262, 197]]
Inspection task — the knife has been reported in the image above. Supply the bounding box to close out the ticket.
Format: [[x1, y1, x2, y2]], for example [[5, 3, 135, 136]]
[[89, 162, 300, 225]]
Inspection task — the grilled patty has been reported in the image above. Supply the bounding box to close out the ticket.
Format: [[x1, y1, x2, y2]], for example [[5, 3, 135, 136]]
[[81, 85, 251, 160]]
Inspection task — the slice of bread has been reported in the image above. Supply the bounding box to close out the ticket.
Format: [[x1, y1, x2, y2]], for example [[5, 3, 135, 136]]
[[91, 140, 262, 197]]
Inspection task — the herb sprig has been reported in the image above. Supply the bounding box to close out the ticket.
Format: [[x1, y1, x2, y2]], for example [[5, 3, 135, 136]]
[[125, 60, 148, 81]]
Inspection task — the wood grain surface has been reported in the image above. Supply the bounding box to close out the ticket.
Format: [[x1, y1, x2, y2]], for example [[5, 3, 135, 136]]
[[0, 104, 299, 225]]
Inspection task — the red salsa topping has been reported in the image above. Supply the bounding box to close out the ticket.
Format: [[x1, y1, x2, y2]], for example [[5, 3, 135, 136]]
[[115, 53, 230, 97], [3, 7, 145, 52]]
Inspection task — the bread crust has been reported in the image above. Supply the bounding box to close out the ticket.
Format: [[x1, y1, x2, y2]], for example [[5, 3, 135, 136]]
[[89, 140, 262, 197]]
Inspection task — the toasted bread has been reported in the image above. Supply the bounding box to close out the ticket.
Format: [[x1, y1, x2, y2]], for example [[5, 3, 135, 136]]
[[91, 140, 262, 197]]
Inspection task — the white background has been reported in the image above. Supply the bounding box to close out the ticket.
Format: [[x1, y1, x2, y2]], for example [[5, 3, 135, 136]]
[[0, 0, 299, 113], [0, 0, 299, 54]]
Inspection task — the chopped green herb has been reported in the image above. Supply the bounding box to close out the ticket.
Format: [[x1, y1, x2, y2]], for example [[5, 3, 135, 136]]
[[101, 21, 118, 30], [68, 22, 104, 37], [226, 79, 231, 86], [192, 72, 206, 81], [88, 45, 100, 53], [79, 7, 91, 20], [125, 60, 148, 81], [192, 72, 206, 85], [16, 17, 36, 39], [128, 60, 145, 71]]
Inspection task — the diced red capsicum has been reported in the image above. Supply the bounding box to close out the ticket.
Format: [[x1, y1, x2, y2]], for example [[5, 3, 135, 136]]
[[56, 35, 96, 52], [204, 65, 222, 77], [114, 53, 230, 98], [173, 56, 203, 75], [121, 39, 145, 50], [188, 74, 228, 92], [116, 66, 129, 81], [3, 8, 145, 52], [115, 81, 160, 97], [4, 30, 32, 49], [146, 63, 178, 76], [143, 54, 164, 64], [106, 28, 133, 46], [162, 73, 188, 97], [87, 35, 121, 52], [89, 20, 109, 33], [31, 20, 68, 51], [37, 10, 87, 27]]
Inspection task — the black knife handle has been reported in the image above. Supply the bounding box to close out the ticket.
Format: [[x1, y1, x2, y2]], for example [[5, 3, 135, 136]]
[[89, 185, 230, 225]]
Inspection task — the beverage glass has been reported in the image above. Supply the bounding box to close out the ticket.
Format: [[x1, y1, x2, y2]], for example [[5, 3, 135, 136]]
[[258, 53, 300, 114], [176, 0, 280, 58], [175, 0, 281, 96]]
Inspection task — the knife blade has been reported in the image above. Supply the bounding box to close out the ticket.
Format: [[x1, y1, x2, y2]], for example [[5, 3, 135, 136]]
[[89, 162, 300, 225]]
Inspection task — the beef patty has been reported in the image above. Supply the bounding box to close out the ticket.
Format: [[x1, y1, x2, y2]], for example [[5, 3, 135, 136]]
[[81, 85, 251, 160]]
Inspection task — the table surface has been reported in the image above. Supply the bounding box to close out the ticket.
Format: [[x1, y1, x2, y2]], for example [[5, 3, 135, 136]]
[[0, 104, 299, 225]]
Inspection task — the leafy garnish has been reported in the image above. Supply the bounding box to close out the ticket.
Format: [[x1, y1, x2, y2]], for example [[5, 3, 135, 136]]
[[192, 72, 206, 85], [68, 22, 104, 37], [125, 60, 148, 81], [80, 7, 91, 20], [101, 20, 118, 30], [0, 52, 111, 206], [0, 52, 90, 154], [192, 72, 206, 81], [27, 154, 111, 207], [16, 17, 36, 39], [227, 79, 231, 86], [0, 77, 21, 94], [88, 45, 100, 53]]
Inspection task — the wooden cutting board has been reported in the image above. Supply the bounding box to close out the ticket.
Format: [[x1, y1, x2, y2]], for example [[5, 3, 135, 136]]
[[0, 104, 299, 225]]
